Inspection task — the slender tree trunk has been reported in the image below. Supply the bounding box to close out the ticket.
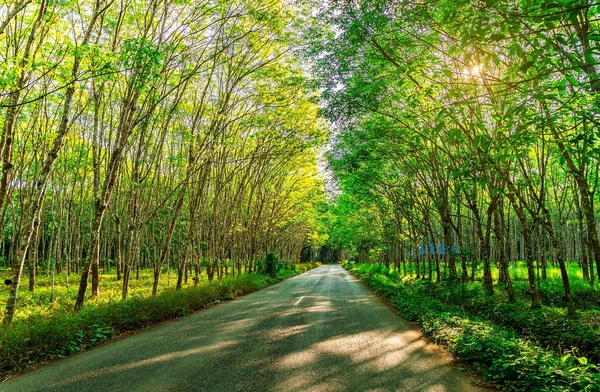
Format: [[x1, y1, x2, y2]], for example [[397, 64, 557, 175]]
[[495, 201, 515, 302]]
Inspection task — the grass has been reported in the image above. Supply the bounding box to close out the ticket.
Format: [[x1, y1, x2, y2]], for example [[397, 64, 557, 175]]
[[0, 261, 321, 379], [0, 262, 320, 323], [0, 268, 195, 323], [387, 259, 600, 312], [378, 260, 600, 361], [346, 262, 600, 391], [398, 259, 595, 286]]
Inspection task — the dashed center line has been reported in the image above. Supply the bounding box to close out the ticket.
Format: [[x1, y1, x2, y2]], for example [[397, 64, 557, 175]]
[[293, 277, 322, 306]]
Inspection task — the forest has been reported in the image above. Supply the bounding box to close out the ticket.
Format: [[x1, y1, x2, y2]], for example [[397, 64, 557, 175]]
[[2, 0, 600, 391], [315, 0, 600, 390], [0, 0, 326, 321], [0, 0, 328, 376]]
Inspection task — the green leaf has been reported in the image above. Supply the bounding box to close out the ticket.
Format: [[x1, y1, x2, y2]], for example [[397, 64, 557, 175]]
[[519, 61, 534, 74], [448, 128, 462, 141], [473, 134, 491, 150], [588, 33, 600, 41], [567, 76, 579, 86], [555, 79, 567, 95]]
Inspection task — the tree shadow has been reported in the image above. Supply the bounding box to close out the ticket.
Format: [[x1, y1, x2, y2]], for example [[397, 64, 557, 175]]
[[3, 265, 487, 392]]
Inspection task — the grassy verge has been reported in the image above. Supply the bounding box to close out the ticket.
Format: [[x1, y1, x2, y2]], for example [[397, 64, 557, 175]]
[[362, 263, 600, 364], [0, 262, 321, 380], [345, 263, 600, 392], [420, 278, 600, 364]]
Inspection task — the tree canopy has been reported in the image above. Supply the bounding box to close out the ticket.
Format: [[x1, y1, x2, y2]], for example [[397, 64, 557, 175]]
[[311, 0, 600, 316]]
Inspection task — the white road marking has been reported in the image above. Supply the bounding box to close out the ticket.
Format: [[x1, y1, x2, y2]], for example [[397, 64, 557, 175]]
[[294, 277, 321, 306]]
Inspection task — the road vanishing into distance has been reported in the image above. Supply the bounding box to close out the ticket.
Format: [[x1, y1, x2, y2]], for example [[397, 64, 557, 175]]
[[4, 265, 483, 392]]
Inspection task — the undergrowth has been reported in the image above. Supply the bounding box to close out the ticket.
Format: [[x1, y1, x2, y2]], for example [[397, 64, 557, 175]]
[[0, 263, 320, 379], [346, 263, 600, 392]]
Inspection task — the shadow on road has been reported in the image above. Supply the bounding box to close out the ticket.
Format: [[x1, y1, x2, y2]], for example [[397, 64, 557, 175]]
[[4, 265, 483, 392]]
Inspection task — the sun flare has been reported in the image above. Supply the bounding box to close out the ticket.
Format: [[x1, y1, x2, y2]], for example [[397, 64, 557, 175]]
[[470, 64, 482, 75]]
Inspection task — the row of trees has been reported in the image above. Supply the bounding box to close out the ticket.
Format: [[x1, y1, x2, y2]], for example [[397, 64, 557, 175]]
[[0, 0, 326, 324], [312, 0, 600, 315]]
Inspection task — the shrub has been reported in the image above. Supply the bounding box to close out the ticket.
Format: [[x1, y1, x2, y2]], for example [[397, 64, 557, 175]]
[[347, 264, 600, 391], [368, 266, 600, 364], [264, 252, 278, 277]]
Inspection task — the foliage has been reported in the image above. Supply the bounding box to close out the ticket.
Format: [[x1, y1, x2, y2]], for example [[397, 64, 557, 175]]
[[359, 262, 600, 364], [264, 252, 279, 277], [0, 0, 330, 323], [311, 0, 600, 318], [348, 264, 600, 391]]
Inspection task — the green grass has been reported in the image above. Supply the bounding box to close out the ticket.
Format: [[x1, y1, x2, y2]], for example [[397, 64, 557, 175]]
[[0, 262, 321, 379], [0, 262, 321, 323], [0, 268, 199, 323], [370, 261, 600, 362], [398, 259, 595, 286], [380, 259, 600, 311], [346, 262, 600, 392]]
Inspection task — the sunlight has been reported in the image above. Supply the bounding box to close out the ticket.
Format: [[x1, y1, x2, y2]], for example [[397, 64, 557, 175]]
[[278, 350, 318, 369], [469, 64, 482, 76], [271, 324, 309, 339], [52, 341, 239, 387], [306, 300, 334, 313], [3, 0, 597, 390]]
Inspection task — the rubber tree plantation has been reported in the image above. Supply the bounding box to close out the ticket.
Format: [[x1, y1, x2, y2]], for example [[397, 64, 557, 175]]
[[2, 0, 600, 391]]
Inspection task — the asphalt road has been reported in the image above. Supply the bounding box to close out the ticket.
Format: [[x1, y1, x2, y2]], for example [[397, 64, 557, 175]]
[[3, 264, 483, 392]]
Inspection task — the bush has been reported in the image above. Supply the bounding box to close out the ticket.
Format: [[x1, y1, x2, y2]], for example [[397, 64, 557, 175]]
[[264, 252, 278, 277], [369, 267, 600, 364], [347, 264, 600, 391]]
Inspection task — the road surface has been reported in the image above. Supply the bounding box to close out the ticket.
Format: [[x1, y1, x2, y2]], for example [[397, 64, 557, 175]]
[[3, 264, 483, 392]]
